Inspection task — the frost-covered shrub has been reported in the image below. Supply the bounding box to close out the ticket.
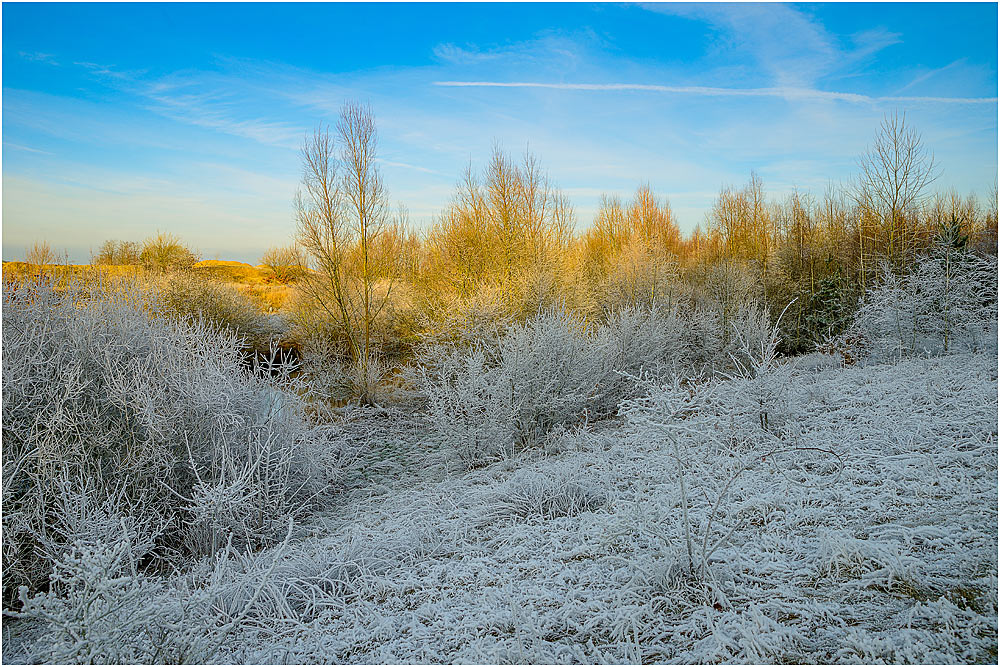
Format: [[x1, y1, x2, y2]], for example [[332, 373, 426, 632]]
[[620, 303, 801, 577], [843, 251, 998, 362], [717, 301, 801, 438], [294, 327, 399, 406], [2, 280, 329, 605], [414, 284, 512, 349], [498, 308, 606, 437], [416, 341, 521, 465], [417, 304, 735, 467], [416, 308, 603, 466], [702, 260, 760, 344], [10, 520, 298, 664], [726, 302, 774, 370], [481, 464, 608, 524], [11, 539, 219, 664], [156, 272, 283, 353], [592, 305, 723, 413]]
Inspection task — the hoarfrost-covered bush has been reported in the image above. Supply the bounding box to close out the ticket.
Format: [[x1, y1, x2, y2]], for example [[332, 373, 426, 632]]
[[622, 304, 812, 578], [416, 308, 600, 465], [1, 279, 330, 606], [12, 539, 218, 664], [415, 340, 521, 465], [842, 250, 998, 363], [10, 521, 296, 664], [497, 308, 606, 437], [156, 272, 284, 353], [480, 463, 608, 524], [417, 305, 731, 467], [592, 304, 723, 412], [296, 330, 398, 406]]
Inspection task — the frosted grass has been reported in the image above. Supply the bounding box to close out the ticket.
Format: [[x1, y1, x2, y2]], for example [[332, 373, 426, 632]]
[[6, 249, 997, 663], [12, 350, 989, 663]]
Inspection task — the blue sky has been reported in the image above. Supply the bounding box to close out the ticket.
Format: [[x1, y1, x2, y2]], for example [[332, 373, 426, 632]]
[[3, 2, 997, 263]]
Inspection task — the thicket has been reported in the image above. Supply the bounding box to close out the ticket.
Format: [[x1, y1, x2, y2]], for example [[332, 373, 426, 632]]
[[277, 118, 997, 393], [1, 279, 334, 608], [91, 233, 199, 273], [92, 239, 141, 266], [414, 302, 783, 467]]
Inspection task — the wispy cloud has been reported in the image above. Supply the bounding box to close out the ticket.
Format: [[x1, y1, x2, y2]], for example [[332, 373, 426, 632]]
[[19, 51, 59, 65], [433, 43, 506, 65], [646, 3, 906, 90], [648, 3, 837, 87], [378, 159, 442, 175], [896, 59, 967, 94], [433, 81, 997, 105], [432, 34, 591, 69], [74, 60, 141, 80], [145, 90, 304, 149], [63, 59, 306, 149], [849, 28, 904, 62], [3, 142, 54, 155]]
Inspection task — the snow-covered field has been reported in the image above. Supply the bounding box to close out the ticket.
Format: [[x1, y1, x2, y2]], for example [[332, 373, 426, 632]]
[[10, 349, 995, 664]]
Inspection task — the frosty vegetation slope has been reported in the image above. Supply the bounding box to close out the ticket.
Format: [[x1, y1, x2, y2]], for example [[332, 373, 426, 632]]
[[3, 253, 997, 664]]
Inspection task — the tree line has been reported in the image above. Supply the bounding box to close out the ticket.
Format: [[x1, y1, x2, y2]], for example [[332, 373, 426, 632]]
[[72, 105, 997, 379], [287, 105, 996, 367]]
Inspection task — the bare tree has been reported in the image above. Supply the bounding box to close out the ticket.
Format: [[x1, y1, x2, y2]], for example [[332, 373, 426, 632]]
[[295, 125, 355, 356], [25, 241, 55, 267], [260, 245, 306, 283], [425, 146, 573, 310], [139, 233, 199, 274], [853, 111, 938, 282], [338, 101, 400, 380], [295, 103, 404, 401], [93, 240, 141, 266]]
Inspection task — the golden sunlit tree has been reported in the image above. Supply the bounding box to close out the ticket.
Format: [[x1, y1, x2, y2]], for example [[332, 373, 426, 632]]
[[25, 241, 55, 267], [260, 245, 306, 283], [580, 185, 682, 313], [93, 240, 141, 266], [295, 102, 405, 400], [853, 111, 938, 284], [139, 232, 199, 274], [425, 146, 573, 315]]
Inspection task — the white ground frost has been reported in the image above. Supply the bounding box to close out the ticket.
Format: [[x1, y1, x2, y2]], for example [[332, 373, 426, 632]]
[[8, 350, 997, 664]]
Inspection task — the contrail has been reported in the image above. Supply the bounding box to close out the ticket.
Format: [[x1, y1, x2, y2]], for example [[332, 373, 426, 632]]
[[433, 81, 997, 105]]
